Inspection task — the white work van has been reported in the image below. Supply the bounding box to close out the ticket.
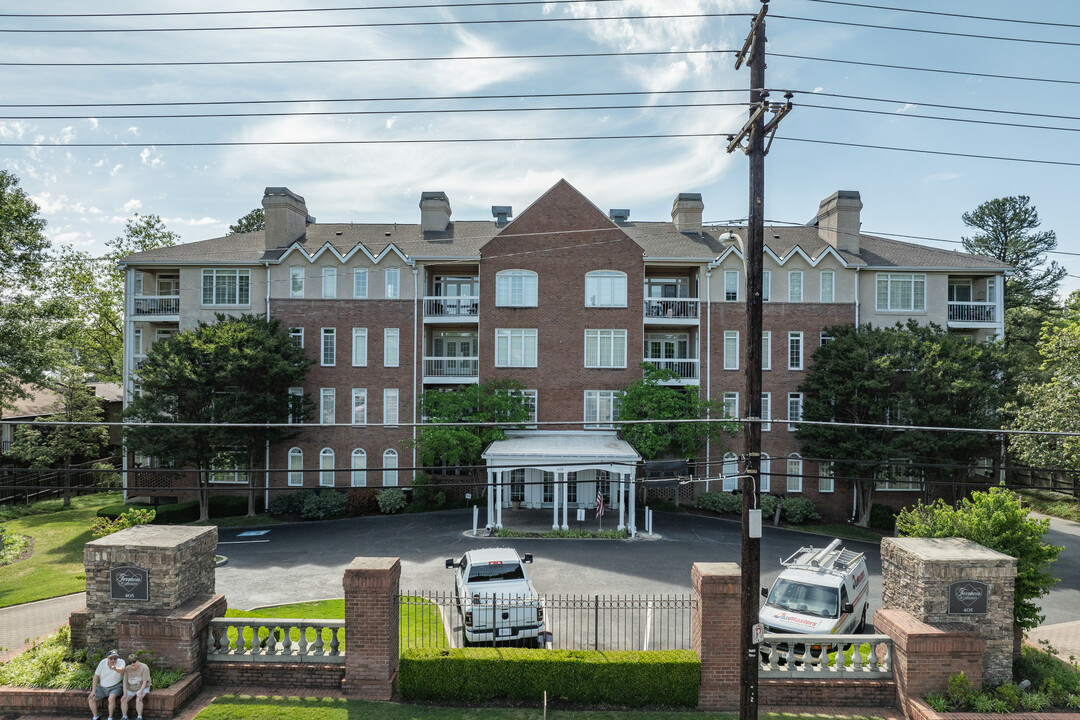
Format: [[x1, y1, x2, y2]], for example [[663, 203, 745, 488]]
[[759, 538, 870, 637]]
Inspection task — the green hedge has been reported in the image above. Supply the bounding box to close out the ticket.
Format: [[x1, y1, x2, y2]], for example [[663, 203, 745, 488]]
[[399, 647, 699, 707], [97, 495, 258, 523]]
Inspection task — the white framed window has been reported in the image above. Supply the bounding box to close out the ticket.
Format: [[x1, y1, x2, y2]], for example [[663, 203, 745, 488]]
[[543, 471, 555, 503], [322, 267, 337, 299], [585, 270, 627, 307], [510, 468, 525, 502], [384, 328, 399, 367], [288, 447, 303, 487], [819, 461, 834, 493], [986, 277, 997, 304], [210, 450, 246, 484], [722, 452, 738, 491], [788, 331, 803, 370], [132, 327, 143, 356], [876, 273, 926, 312], [495, 270, 538, 307], [382, 449, 398, 486], [584, 329, 627, 368], [319, 448, 335, 487], [353, 268, 368, 299], [290, 266, 305, 298], [724, 331, 739, 370], [289, 327, 304, 349], [761, 392, 771, 431], [385, 267, 400, 299], [724, 270, 739, 302], [351, 388, 367, 425], [722, 392, 738, 420], [584, 390, 621, 429], [787, 392, 802, 431], [288, 386, 303, 424], [495, 328, 538, 367], [498, 388, 538, 427], [352, 328, 368, 366], [788, 270, 803, 303], [820, 270, 835, 303], [786, 454, 803, 493], [762, 331, 771, 371], [760, 454, 771, 493], [134, 272, 144, 296], [820, 332, 834, 346], [383, 388, 399, 426], [321, 388, 336, 425], [878, 459, 922, 491], [762, 270, 771, 302], [351, 449, 367, 487], [321, 328, 336, 366], [201, 268, 250, 306]]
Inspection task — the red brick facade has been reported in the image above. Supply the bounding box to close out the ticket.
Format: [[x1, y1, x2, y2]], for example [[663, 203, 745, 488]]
[[342, 556, 401, 700], [204, 661, 344, 689]]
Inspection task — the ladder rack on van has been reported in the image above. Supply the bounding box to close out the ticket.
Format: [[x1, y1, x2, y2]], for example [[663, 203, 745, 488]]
[[780, 538, 865, 576]]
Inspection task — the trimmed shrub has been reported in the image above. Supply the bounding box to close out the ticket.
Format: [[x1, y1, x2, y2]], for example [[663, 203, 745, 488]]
[[693, 491, 741, 515], [868, 503, 898, 533], [93, 462, 123, 489], [90, 507, 156, 538], [347, 488, 382, 516], [781, 496, 820, 523], [96, 502, 150, 520], [269, 490, 308, 516], [399, 647, 699, 707], [760, 494, 780, 520], [377, 488, 407, 514], [152, 500, 200, 524], [209, 495, 259, 518], [300, 490, 347, 520]]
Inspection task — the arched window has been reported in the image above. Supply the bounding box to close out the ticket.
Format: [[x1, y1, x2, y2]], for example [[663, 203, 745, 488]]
[[495, 270, 538, 307], [351, 449, 367, 487], [382, 449, 399, 487], [760, 453, 771, 494], [722, 452, 738, 492], [786, 453, 803, 493], [585, 270, 627, 307], [319, 448, 335, 487], [288, 448, 303, 487]]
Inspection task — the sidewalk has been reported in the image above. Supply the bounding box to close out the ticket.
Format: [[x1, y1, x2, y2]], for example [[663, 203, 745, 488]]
[[0, 592, 84, 663]]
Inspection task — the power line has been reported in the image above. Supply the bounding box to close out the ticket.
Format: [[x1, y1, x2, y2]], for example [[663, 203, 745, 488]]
[[775, 136, 1080, 168], [0, 12, 746, 33], [0, 48, 732, 68], [796, 0, 1080, 30], [797, 102, 1080, 134], [771, 53, 1080, 87], [774, 89, 1080, 123], [772, 14, 1080, 48]]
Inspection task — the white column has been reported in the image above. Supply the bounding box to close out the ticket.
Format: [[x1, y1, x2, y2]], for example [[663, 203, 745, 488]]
[[628, 472, 637, 537], [495, 471, 504, 529], [560, 470, 569, 530], [617, 471, 626, 531], [486, 469, 494, 529], [552, 471, 560, 530]]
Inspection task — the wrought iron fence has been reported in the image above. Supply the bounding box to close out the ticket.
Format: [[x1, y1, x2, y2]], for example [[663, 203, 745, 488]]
[[0, 459, 114, 505], [400, 591, 696, 651]]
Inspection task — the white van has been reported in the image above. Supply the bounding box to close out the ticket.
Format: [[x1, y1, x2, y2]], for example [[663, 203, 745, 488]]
[[759, 538, 870, 637]]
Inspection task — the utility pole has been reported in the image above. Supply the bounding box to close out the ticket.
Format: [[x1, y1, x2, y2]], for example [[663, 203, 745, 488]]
[[727, 3, 792, 720]]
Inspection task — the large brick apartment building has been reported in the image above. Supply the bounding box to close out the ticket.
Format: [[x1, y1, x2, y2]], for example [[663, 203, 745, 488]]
[[119, 179, 1008, 523]]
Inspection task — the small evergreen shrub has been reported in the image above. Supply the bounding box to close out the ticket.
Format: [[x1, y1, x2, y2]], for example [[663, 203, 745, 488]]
[[693, 491, 741, 515], [96, 502, 152, 520], [868, 503, 898, 532], [780, 496, 820, 523], [300, 490, 347, 520], [270, 490, 308, 516], [347, 488, 382, 516], [93, 462, 123, 489], [90, 507, 156, 538], [760, 494, 780, 519], [377, 488, 407, 514], [151, 500, 200, 524]]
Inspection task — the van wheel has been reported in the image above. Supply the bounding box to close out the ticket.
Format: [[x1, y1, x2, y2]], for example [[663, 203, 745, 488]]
[[857, 607, 867, 633]]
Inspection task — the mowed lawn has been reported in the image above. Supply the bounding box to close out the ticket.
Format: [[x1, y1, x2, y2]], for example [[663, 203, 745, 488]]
[[0, 493, 121, 607]]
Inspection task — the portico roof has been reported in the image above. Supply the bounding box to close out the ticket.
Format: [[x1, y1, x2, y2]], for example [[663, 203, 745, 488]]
[[482, 431, 641, 467]]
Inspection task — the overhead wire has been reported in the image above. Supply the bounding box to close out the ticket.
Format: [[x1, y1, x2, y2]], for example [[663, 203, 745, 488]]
[[771, 89, 1080, 123], [795, 0, 1080, 30], [793, 103, 1080, 134], [770, 53, 1080, 86], [771, 15, 1080, 48], [774, 137, 1080, 168]]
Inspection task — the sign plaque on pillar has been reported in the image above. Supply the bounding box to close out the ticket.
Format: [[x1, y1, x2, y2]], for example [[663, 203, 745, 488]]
[[947, 580, 989, 616], [110, 565, 150, 601]]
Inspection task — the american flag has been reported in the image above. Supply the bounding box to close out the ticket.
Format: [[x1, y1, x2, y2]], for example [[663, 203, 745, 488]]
[[596, 488, 605, 518]]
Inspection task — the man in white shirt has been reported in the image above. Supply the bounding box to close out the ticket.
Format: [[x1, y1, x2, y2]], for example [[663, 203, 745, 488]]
[[88, 649, 125, 720]]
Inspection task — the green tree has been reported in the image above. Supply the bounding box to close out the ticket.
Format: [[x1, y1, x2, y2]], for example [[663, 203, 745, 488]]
[[618, 363, 734, 461], [124, 314, 313, 521], [48, 214, 179, 382], [896, 487, 1061, 629], [8, 364, 109, 506], [229, 208, 264, 234], [798, 322, 1004, 527], [0, 171, 66, 409]]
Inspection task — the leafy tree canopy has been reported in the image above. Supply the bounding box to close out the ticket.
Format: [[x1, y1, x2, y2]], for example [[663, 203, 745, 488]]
[[229, 208, 265, 235], [798, 322, 1005, 526], [896, 487, 1061, 629], [618, 363, 734, 461]]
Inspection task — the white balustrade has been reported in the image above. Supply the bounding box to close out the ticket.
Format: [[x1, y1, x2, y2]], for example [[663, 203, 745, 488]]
[[643, 358, 699, 379], [424, 296, 480, 318], [947, 301, 996, 323], [206, 618, 345, 664], [133, 296, 180, 316], [424, 357, 479, 377], [643, 298, 699, 320], [758, 633, 892, 679]]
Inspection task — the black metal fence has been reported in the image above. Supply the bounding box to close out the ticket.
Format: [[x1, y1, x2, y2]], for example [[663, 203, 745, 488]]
[[399, 591, 696, 652], [0, 459, 116, 505]]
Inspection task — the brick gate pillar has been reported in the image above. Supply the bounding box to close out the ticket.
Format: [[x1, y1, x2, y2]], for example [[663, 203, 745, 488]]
[[692, 562, 741, 711], [342, 556, 401, 700]]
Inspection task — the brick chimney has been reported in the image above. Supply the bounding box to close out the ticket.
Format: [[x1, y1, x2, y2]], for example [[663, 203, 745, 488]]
[[817, 190, 862, 254], [262, 187, 311, 251], [420, 191, 452, 233], [671, 193, 704, 233]]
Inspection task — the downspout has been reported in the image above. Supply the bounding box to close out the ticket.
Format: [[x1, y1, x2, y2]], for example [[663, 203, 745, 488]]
[[265, 261, 272, 510], [121, 265, 133, 503], [412, 266, 419, 484], [853, 266, 860, 326], [704, 265, 712, 493], [852, 265, 859, 520]]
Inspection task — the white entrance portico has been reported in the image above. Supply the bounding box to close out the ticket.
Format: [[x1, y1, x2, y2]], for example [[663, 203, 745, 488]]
[[481, 431, 641, 535]]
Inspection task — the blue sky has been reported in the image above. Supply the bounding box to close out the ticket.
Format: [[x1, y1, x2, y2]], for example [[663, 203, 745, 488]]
[[2, 0, 1078, 292]]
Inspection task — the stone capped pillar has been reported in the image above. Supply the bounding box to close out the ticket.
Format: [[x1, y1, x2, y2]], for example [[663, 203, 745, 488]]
[[692, 562, 741, 711], [881, 537, 1016, 685], [343, 556, 401, 700], [77, 525, 218, 653]]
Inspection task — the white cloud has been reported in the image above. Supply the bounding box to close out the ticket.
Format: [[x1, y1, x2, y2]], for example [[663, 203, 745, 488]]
[[924, 172, 961, 183], [110, 164, 123, 177], [896, 103, 915, 114], [813, 87, 824, 93], [165, 216, 221, 227], [122, 198, 143, 213], [30, 192, 86, 216], [139, 147, 163, 167], [386, 117, 398, 129], [88, 118, 99, 131], [127, 126, 139, 135]]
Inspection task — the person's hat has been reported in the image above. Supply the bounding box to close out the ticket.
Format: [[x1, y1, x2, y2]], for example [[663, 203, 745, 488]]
[[107, 649, 119, 658]]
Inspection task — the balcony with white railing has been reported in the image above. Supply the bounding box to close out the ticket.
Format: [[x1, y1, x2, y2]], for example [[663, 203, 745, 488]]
[[423, 356, 480, 383], [947, 301, 997, 326], [133, 295, 180, 318], [643, 358, 699, 383], [424, 296, 480, 322], [643, 298, 699, 323]]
